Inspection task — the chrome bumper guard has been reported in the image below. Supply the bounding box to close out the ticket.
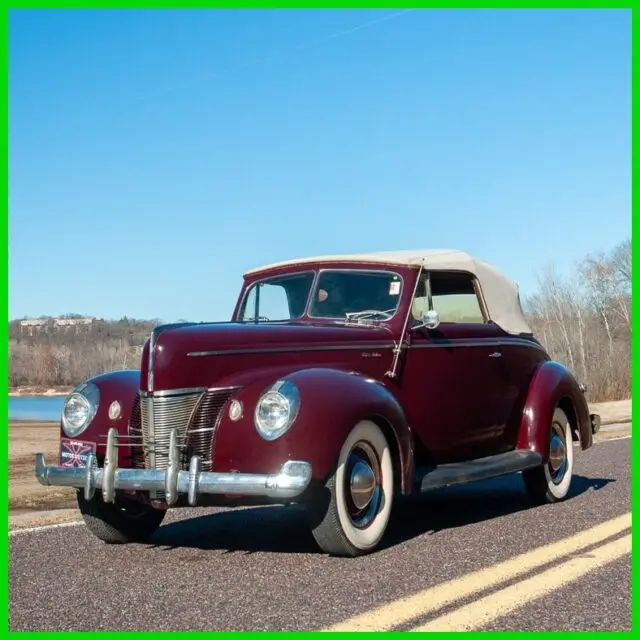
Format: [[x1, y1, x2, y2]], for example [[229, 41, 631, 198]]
[[35, 428, 313, 506]]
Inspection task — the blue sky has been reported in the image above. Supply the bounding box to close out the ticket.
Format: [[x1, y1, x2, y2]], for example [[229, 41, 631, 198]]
[[9, 8, 631, 322]]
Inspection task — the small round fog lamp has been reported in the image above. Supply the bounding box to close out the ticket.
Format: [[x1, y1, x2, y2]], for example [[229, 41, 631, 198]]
[[108, 400, 122, 420], [229, 400, 243, 421]]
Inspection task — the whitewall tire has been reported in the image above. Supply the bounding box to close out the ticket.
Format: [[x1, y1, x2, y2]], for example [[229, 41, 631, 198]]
[[308, 420, 394, 557], [523, 407, 574, 504]]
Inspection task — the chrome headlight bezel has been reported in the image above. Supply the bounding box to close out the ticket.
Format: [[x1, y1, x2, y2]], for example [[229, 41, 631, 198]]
[[61, 382, 100, 438], [254, 380, 301, 441]]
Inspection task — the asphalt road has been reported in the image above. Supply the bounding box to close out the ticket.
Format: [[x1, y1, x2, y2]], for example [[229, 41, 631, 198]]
[[9, 437, 631, 631]]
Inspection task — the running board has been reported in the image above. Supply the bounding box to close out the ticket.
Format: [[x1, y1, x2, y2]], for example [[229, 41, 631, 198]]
[[415, 450, 543, 493]]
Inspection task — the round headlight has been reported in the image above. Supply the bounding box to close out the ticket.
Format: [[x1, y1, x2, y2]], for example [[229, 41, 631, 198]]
[[62, 382, 100, 437], [255, 380, 300, 441]]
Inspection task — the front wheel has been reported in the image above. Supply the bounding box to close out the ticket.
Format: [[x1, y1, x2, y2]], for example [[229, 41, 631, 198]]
[[77, 491, 166, 544], [307, 420, 394, 557], [523, 407, 574, 504]]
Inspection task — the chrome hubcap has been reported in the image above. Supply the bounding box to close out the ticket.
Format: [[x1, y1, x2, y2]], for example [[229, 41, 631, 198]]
[[548, 423, 568, 484], [345, 442, 381, 529], [350, 460, 376, 510]]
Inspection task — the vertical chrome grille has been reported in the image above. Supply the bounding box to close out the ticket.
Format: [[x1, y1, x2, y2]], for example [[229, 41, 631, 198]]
[[126, 386, 242, 502], [128, 394, 145, 469], [184, 388, 237, 472], [140, 389, 205, 470]]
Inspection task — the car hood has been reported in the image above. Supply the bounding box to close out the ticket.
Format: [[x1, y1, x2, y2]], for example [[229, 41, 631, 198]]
[[141, 321, 395, 391]]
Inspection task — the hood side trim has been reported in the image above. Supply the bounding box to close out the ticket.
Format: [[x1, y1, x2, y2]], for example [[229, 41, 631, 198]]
[[188, 343, 396, 357]]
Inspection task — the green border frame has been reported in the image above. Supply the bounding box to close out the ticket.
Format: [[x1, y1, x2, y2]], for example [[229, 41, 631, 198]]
[[2, 2, 635, 636]]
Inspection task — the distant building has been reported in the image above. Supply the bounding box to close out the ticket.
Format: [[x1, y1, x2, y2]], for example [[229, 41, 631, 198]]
[[19, 319, 48, 336], [19, 317, 94, 335], [53, 318, 94, 328]]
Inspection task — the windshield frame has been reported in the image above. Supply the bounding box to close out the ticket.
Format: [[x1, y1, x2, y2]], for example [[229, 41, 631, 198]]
[[236, 266, 407, 324], [237, 269, 317, 323], [306, 267, 406, 322]]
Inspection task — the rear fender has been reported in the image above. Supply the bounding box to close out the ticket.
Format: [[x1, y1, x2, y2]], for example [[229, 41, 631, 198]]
[[517, 361, 593, 462]]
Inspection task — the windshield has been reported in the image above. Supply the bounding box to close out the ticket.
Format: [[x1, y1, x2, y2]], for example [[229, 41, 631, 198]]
[[308, 270, 403, 320], [239, 272, 315, 322], [239, 269, 404, 323]]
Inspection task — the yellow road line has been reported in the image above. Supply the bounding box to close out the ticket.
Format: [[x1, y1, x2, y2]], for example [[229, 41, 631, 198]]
[[410, 533, 632, 631], [323, 512, 631, 631]]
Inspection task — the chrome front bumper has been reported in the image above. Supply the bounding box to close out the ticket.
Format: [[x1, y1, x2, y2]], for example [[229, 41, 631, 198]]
[[35, 428, 312, 506]]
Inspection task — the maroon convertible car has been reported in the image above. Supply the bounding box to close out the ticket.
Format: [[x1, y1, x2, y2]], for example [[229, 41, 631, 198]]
[[36, 249, 600, 556]]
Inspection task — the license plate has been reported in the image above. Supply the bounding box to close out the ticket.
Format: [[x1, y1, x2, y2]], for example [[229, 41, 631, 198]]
[[60, 439, 97, 468]]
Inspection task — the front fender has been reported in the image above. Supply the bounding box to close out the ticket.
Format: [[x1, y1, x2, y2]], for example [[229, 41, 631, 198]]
[[59, 370, 141, 466], [516, 361, 593, 461], [213, 368, 414, 495]]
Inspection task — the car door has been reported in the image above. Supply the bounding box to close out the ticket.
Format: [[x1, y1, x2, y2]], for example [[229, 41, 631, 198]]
[[402, 270, 513, 462], [493, 333, 549, 450]]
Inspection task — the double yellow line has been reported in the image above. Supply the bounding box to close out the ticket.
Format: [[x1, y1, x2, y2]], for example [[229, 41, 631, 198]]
[[323, 512, 631, 632]]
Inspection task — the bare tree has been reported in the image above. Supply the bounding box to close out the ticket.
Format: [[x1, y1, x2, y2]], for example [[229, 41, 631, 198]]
[[8, 317, 160, 388], [526, 239, 631, 402]]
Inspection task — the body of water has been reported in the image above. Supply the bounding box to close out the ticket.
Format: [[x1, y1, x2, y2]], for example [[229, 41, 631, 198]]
[[9, 396, 66, 421]]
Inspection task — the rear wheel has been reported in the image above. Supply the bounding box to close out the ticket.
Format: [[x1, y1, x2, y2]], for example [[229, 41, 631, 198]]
[[308, 420, 394, 557], [77, 491, 166, 544], [523, 407, 574, 504]]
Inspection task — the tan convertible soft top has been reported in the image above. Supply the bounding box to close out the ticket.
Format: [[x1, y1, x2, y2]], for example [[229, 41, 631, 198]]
[[245, 249, 532, 336]]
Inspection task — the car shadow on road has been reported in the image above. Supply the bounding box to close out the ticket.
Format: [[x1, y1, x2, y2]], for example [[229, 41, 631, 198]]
[[147, 473, 614, 555], [380, 473, 614, 551]]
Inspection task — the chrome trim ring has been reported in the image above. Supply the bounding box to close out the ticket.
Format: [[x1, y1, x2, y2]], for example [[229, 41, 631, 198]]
[[548, 422, 568, 484], [344, 441, 381, 529], [350, 460, 376, 510]]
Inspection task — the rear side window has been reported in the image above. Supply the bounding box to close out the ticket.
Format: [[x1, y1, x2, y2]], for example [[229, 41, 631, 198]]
[[412, 271, 485, 324]]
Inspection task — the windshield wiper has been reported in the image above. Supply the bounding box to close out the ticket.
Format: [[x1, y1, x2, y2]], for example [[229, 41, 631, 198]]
[[345, 308, 395, 323]]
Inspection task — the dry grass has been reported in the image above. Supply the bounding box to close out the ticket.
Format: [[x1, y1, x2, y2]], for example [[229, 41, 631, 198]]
[[9, 422, 77, 514], [590, 399, 631, 425]]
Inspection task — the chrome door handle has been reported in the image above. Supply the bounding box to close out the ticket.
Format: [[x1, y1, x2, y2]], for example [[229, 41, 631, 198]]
[[488, 351, 502, 358]]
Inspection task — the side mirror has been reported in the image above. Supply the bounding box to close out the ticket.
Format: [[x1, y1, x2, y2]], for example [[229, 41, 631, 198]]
[[421, 309, 440, 330]]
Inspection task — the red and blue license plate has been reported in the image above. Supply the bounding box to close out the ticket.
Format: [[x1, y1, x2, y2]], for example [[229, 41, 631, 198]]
[[60, 438, 97, 468]]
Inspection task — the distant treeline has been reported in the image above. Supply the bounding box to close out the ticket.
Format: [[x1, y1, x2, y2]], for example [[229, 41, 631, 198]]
[[8, 317, 158, 388], [8, 240, 630, 402], [525, 238, 630, 402]]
